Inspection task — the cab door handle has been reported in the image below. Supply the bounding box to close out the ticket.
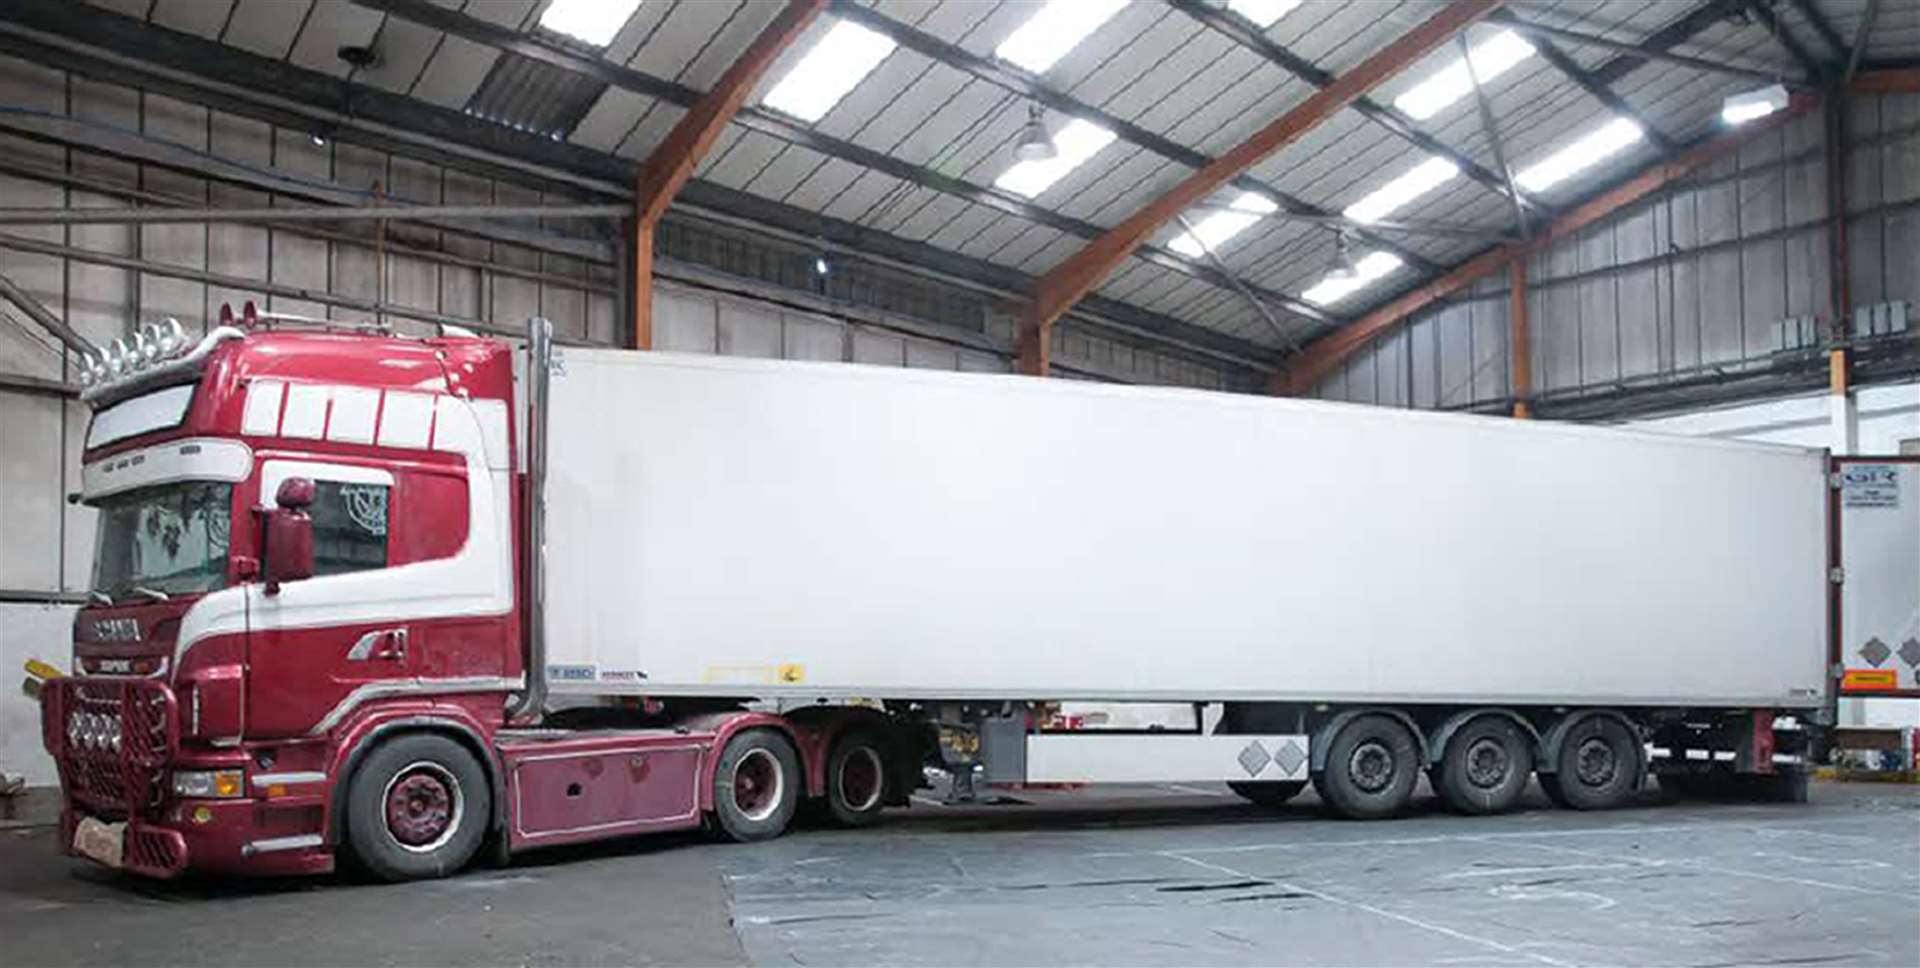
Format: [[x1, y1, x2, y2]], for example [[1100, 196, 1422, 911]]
[[347, 628, 409, 661]]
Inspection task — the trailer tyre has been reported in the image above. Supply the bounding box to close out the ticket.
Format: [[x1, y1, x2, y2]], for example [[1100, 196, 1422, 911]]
[[345, 733, 491, 882], [712, 729, 801, 842], [825, 731, 889, 827], [1543, 715, 1640, 810], [1314, 715, 1419, 820], [1437, 716, 1534, 815], [1226, 781, 1307, 807]]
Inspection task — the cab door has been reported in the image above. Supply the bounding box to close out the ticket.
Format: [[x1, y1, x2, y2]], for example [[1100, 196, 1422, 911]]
[[244, 459, 409, 738]]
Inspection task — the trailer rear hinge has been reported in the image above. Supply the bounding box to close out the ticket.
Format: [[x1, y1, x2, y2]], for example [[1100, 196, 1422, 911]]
[[1829, 566, 1846, 584]]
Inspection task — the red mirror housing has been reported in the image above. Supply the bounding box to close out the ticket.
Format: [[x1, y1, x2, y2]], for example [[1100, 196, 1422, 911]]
[[263, 507, 314, 595], [276, 476, 316, 510]]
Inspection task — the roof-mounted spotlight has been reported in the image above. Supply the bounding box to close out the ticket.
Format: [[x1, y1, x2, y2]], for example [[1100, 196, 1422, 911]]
[[1326, 232, 1359, 281], [1014, 104, 1058, 162]]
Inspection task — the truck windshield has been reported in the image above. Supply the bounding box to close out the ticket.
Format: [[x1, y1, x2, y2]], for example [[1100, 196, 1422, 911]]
[[90, 481, 234, 599]]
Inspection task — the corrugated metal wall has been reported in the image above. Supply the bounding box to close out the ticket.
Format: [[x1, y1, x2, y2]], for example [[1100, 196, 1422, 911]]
[[1312, 93, 1920, 410]]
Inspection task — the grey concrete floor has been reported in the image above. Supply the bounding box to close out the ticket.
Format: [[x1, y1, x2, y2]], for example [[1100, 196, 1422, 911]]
[[1, 780, 1915, 967]]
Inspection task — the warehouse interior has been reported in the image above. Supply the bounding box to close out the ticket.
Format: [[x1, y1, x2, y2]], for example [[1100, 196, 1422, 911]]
[[1, 0, 1917, 964]]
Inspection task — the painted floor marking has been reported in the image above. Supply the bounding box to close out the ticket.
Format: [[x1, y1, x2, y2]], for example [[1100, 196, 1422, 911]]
[[1163, 851, 1575, 968]]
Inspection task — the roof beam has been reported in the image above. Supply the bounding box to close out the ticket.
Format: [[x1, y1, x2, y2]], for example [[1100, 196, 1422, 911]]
[[358, 0, 1337, 329], [1508, 4, 1794, 88], [1270, 92, 1821, 395], [828, 0, 1477, 255], [1589, 0, 1746, 86], [0, 0, 1278, 373], [631, 0, 823, 350], [1739, 0, 1824, 81], [1169, 0, 1543, 216], [1784, 0, 1849, 64], [1015, 0, 1506, 375], [1488, 10, 1676, 153], [1846, 0, 1884, 81]]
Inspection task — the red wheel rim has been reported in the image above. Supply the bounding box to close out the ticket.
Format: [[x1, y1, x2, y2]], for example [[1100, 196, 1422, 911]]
[[732, 748, 784, 822], [837, 746, 883, 813], [383, 762, 463, 852]]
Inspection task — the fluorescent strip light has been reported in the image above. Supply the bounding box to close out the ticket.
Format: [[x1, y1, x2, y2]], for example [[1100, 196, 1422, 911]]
[[1393, 29, 1534, 121], [1342, 156, 1460, 224], [1167, 192, 1279, 258], [996, 0, 1130, 73], [995, 119, 1118, 197], [1226, 0, 1302, 28], [1721, 83, 1789, 125], [1302, 251, 1404, 306], [538, 0, 643, 47], [762, 19, 897, 123], [1515, 117, 1644, 192]]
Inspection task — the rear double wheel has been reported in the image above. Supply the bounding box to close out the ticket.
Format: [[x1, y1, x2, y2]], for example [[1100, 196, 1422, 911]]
[[1436, 716, 1534, 815], [1314, 714, 1420, 819], [824, 730, 889, 827]]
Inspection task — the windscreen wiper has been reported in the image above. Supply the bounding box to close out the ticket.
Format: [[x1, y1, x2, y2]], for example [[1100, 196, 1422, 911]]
[[127, 586, 171, 603], [87, 590, 113, 606]]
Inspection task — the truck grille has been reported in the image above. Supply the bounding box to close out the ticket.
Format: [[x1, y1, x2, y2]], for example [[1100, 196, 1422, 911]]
[[41, 678, 176, 819]]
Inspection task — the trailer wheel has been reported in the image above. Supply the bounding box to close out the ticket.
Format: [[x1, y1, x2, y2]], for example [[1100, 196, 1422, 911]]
[[1314, 715, 1419, 820], [1227, 780, 1307, 807], [345, 733, 491, 882], [825, 731, 889, 827], [1543, 715, 1640, 810], [712, 729, 801, 842], [1436, 716, 1533, 815]]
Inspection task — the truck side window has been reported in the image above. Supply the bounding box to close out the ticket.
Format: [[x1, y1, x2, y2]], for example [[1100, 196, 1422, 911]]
[[391, 471, 469, 565], [309, 480, 389, 576]]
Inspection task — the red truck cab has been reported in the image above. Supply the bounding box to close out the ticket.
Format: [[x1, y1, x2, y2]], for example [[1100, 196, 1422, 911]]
[[43, 308, 902, 880]]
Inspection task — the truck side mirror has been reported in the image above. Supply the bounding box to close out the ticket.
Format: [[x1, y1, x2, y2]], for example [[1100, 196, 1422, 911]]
[[262, 478, 316, 595]]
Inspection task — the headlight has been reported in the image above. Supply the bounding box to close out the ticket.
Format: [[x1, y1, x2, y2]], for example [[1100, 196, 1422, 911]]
[[171, 769, 245, 799]]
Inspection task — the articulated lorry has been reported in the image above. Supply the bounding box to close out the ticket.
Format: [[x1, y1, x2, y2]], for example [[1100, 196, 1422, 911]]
[[40, 310, 1834, 881]]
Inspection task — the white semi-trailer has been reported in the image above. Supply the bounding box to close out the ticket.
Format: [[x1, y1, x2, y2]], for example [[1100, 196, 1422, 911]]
[[540, 337, 1828, 815], [46, 315, 1829, 882]]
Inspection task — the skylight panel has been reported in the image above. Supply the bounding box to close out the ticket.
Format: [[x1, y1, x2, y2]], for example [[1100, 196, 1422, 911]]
[[1393, 29, 1534, 121], [1342, 156, 1459, 224], [1166, 192, 1279, 259], [995, 119, 1118, 197], [996, 0, 1130, 73], [538, 0, 643, 48], [1301, 251, 1404, 306], [1226, 0, 1302, 28], [762, 19, 897, 123], [1515, 117, 1644, 192]]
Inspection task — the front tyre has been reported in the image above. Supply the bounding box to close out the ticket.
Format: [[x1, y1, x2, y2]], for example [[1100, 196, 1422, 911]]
[[345, 733, 491, 882], [712, 728, 801, 842]]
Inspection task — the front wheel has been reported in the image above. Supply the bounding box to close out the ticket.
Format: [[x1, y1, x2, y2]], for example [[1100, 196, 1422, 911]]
[[345, 733, 491, 882], [711, 728, 801, 842]]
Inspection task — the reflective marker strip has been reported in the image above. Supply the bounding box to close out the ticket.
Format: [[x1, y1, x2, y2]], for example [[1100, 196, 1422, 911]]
[[241, 834, 322, 856], [250, 772, 328, 789]]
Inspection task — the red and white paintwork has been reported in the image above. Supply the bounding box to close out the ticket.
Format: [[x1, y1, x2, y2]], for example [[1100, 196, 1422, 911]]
[[48, 318, 874, 878]]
